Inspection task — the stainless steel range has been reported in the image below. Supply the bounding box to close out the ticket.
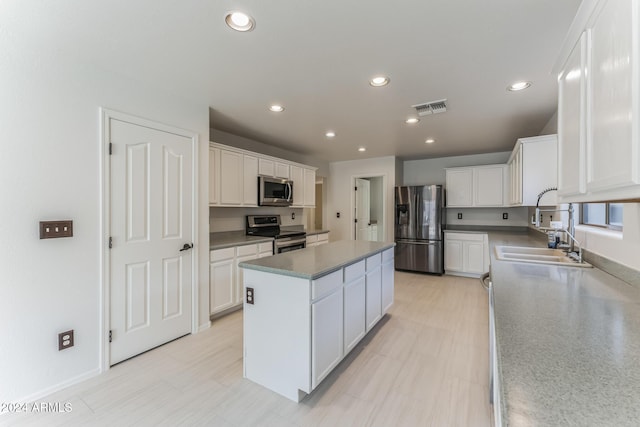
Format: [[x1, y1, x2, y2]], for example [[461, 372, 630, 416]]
[[246, 215, 307, 254]]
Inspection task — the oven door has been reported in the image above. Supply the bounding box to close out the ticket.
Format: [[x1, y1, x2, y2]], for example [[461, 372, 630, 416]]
[[274, 236, 306, 253], [259, 176, 293, 206]]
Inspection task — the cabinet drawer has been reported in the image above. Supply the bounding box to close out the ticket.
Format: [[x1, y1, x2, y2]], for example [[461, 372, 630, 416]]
[[446, 232, 485, 242], [382, 248, 394, 262], [366, 253, 382, 270], [344, 260, 365, 283], [258, 242, 273, 254], [210, 247, 235, 262], [237, 244, 258, 257], [312, 269, 343, 301], [317, 233, 329, 242]]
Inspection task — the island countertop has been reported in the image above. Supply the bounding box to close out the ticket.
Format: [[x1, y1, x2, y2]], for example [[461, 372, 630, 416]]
[[239, 240, 394, 280]]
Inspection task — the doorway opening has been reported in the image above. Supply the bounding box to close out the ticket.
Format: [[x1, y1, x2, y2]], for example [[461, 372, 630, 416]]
[[353, 175, 385, 242]]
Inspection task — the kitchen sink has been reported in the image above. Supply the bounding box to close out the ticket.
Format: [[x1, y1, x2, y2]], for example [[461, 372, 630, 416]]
[[494, 246, 592, 268]]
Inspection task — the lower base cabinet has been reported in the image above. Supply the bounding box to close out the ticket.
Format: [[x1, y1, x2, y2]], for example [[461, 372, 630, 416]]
[[444, 232, 489, 278], [344, 276, 366, 354], [311, 288, 344, 388]]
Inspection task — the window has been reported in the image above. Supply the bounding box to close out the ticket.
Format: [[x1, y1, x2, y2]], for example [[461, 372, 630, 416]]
[[581, 203, 623, 230]]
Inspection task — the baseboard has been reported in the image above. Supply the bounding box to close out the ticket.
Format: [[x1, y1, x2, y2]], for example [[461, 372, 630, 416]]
[[13, 367, 101, 404], [198, 321, 212, 332]]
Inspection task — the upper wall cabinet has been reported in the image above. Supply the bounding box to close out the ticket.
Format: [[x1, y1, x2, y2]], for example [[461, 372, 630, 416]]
[[507, 135, 558, 206], [446, 164, 506, 207], [210, 142, 317, 208], [555, 0, 640, 202]]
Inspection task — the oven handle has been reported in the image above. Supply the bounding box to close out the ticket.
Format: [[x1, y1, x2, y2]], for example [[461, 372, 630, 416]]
[[274, 236, 307, 247]]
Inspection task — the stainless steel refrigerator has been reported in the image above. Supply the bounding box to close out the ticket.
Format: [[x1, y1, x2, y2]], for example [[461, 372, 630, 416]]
[[394, 185, 444, 274]]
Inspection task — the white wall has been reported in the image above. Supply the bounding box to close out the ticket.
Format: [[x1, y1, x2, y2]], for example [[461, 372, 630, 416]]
[[328, 157, 396, 242], [403, 151, 511, 185], [447, 207, 530, 227], [0, 25, 210, 401]]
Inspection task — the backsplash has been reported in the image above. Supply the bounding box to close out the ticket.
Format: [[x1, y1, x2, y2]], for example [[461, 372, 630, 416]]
[[210, 207, 306, 233], [445, 207, 529, 227]]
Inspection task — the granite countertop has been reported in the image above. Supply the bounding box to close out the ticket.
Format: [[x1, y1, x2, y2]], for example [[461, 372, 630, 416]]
[[239, 240, 394, 280], [210, 231, 273, 250], [489, 231, 640, 425]]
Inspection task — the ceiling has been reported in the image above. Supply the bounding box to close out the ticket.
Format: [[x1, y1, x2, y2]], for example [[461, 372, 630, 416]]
[[5, 0, 582, 162]]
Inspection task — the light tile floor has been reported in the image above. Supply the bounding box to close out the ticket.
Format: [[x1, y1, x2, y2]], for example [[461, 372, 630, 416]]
[[1, 272, 490, 427]]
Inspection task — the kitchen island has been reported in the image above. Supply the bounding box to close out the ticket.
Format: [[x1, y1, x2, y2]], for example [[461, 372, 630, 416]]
[[239, 240, 395, 402]]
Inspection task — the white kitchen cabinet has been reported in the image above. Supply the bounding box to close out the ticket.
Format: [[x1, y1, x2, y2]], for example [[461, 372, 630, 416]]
[[210, 242, 272, 316], [446, 168, 473, 207], [507, 135, 558, 206], [243, 155, 258, 206], [210, 142, 317, 207], [555, 0, 640, 202], [343, 276, 366, 354], [474, 165, 505, 206], [365, 254, 382, 331], [446, 165, 506, 207], [219, 150, 243, 205], [209, 147, 220, 205], [210, 248, 235, 314], [304, 168, 316, 207], [306, 232, 329, 247], [311, 288, 344, 388], [444, 232, 489, 278], [381, 248, 394, 313]]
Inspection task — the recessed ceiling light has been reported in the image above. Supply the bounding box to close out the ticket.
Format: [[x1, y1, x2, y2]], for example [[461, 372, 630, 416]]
[[405, 117, 420, 124], [225, 11, 255, 32], [269, 105, 284, 112], [358, 147, 366, 152], [425, 138, 435, 144], [369, 76, 390, 87], [325, 131, 336, 138], [507, 81, 532, 91]]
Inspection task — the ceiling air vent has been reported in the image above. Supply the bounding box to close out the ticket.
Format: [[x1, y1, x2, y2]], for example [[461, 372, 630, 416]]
[[412, 99, 448, 116]]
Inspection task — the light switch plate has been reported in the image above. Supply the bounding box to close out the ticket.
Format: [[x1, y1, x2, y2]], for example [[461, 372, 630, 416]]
[[40, 220, 73, 239]]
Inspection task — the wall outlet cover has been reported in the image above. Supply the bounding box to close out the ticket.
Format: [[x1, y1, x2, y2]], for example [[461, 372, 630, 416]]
[[502, 213, 508, 220], [58, 330, 74, 351], [457, 213, 462, 219]]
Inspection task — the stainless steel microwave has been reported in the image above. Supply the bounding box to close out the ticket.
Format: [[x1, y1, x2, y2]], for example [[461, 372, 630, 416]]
[[258, 176, 293, 206]]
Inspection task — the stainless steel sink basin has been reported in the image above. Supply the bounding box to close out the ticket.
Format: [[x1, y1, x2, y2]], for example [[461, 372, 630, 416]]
[[495, 246, 592, 268]]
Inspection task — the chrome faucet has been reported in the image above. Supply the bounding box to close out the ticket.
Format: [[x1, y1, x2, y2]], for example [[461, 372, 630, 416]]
[[534, 202, 583, 263]]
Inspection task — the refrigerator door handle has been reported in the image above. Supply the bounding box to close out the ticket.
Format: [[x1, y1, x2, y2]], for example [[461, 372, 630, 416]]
[[395, 239, 437, 245]]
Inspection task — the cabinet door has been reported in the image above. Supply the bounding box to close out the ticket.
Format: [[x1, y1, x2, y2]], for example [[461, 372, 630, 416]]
[[275, 162, 290, 179], [312, 289, 344, 389], [588, 0, 638, 193], [558, 33, 587, 197], [444, 238, 463, 272], [219, 150, 243, 205], [474, 166, 504, 206], [290, 165, 304, 207], [243, 155, 258, 206], [209, 147, 220, 205], [445, 169, 473, 206], [304, 169, 316, 207], [210, 259, 235, 314], [381, 260, 394, 313], [343, 277, 366, 354], [508, 145, 523, 205], [365, 266, 382, 331], [258, 158, 275, 177], [463, 241, 485, 274]]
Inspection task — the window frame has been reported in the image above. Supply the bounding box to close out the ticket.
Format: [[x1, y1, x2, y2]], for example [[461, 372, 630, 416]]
[[580, 203, 623, 231]]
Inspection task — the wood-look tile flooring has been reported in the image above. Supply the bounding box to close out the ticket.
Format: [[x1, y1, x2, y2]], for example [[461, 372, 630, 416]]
[[1, 272, 490, 427]]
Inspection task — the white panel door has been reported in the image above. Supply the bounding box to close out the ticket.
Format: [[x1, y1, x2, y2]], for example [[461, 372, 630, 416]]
[[474, 166, 504, 206], [258, 158, 275, 177], [110, 118, 193, 365], [355, 178, 371, 240], [464, 241, 485, 274], [444, 238, 463, 272], [243, 155, 258, 206], [304, 168, 316, 207], [381, 260, 394, 313], [445, 169, 473, 206], [209, 147, 220, 205], [210, 259, 235, 314], [290, 165, 304, 207], [219, 150, 243, 205], [275, 162, 290, 179]]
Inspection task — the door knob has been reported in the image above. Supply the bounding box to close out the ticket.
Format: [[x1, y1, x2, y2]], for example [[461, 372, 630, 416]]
[[180, 243, 194, 252]]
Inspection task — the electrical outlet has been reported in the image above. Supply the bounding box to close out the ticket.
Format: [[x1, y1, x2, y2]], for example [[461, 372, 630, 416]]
[[246, 287, 255, 305], [457, 213, 462, 220], [40, 220, 73, 239], [336, 212, 340, 218], [502, 213, 508, 220], [58, 330, 74, 351], [291, 212, 295, 220]]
